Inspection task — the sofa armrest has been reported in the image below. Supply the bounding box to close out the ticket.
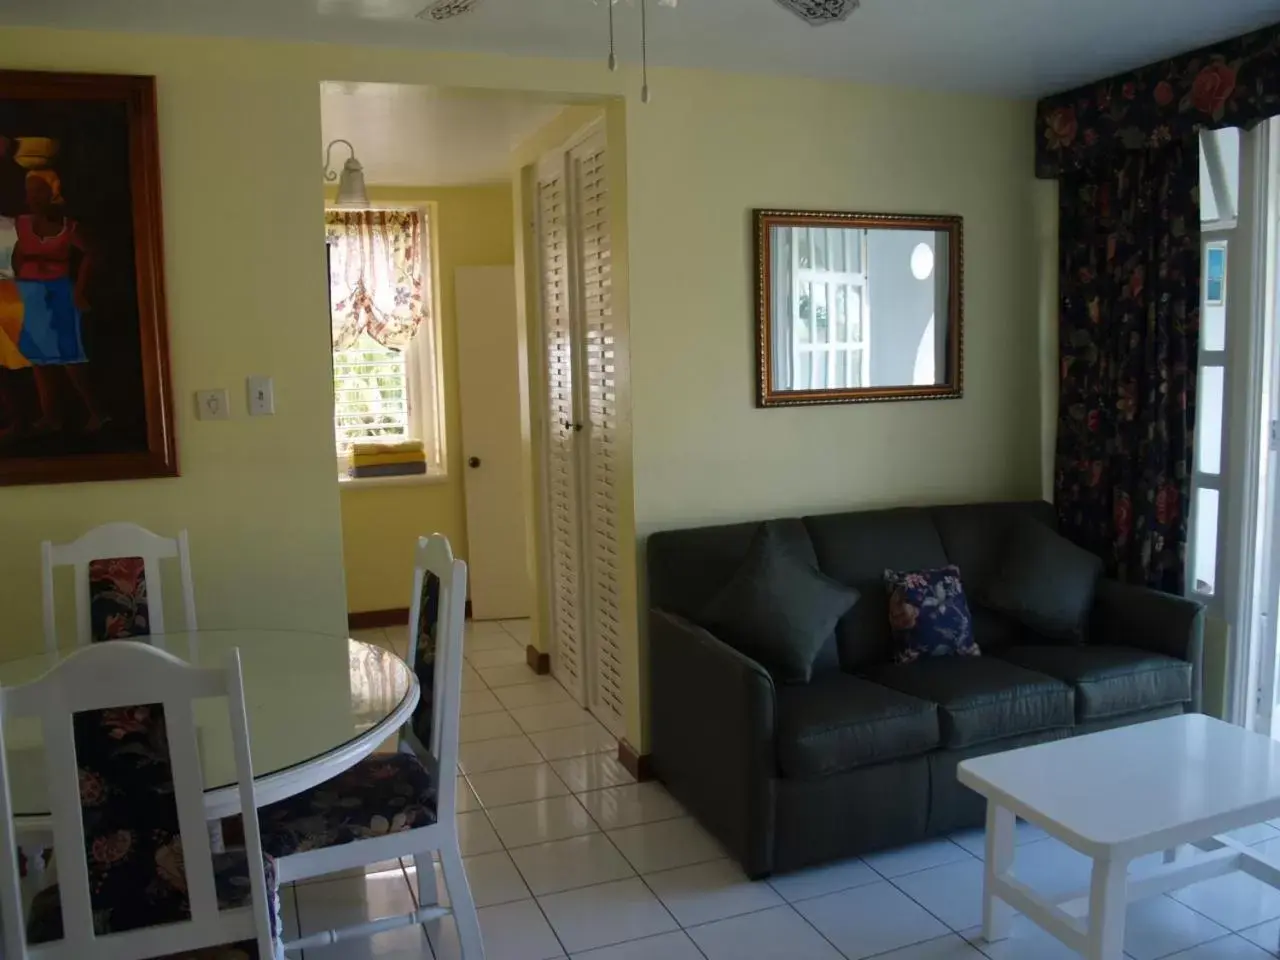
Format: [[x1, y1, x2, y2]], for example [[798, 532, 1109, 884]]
[[1090, 579, 1206, 711], [649, 609, 778, 878]]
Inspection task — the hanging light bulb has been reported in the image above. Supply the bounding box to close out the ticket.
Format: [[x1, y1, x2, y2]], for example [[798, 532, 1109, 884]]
[[595, 0, 677, 101]]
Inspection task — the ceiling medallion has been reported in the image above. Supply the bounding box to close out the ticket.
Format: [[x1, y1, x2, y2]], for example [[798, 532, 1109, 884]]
[[775, 0, 861, 25], [419, 0, 480, 21]]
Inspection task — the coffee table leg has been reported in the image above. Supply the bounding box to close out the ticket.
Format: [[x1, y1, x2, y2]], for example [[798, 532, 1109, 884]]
[[1087, 857, 1127, 960], [983, 801, 1015, 942]]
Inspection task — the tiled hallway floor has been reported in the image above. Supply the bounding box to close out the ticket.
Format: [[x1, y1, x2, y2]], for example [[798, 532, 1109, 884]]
[[290, 620, 1280, 960]]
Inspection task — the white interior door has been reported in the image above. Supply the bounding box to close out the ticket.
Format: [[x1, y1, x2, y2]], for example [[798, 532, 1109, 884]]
[[570, 129, 626, 737], [537, 160, 588, 705], [456, 266, 531, 621]]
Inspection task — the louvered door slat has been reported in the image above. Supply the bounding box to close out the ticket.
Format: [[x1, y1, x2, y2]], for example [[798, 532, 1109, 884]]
[[569, 132, 626, 736], [538, 169, 586, 702]]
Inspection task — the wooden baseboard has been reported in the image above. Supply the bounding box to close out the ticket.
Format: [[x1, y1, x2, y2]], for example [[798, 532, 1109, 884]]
[[618, 739, 654, 782], [526, 645, 551, 674], [348, 608, 410, 630], [349, 600, 473, 630]]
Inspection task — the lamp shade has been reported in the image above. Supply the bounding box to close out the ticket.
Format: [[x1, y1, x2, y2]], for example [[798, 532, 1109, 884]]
[[324, 139, 370, 208], [334, 157, 369, 208]]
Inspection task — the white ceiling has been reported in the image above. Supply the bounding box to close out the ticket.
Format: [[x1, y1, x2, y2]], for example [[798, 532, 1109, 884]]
[[322, 84, 564, 186], [3, 0, 1280, 97]]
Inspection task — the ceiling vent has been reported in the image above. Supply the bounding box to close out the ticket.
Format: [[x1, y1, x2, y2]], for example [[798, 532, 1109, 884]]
[[774, 0, 860, 24]]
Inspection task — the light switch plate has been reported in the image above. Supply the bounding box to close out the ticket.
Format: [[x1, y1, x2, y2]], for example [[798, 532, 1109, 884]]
[[247, 375, 275, 416], [195, 389, 230, 421]]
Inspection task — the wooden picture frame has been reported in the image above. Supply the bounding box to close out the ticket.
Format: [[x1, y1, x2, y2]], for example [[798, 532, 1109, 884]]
[[0, 71, 176, 486], [754, 209, 964, 408]]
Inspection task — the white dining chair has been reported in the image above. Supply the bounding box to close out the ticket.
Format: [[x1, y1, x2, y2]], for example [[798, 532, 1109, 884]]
[[259, 533, 483, 958], [0, 640, 277, 960], [41, 522, 198, 652]]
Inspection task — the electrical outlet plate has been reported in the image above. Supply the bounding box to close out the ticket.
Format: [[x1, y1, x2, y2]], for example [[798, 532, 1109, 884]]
[[247, 375, 275, 416], [195, 389, 230, 421]]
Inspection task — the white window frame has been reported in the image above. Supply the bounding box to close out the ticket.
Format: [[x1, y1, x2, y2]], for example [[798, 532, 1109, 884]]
[[1189, 129, 1247, 616], [328, 205, 446, 486], [790, 228, 872, 390]]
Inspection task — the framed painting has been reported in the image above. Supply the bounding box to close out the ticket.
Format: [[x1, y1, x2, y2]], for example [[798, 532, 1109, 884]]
[[0, 71, 176, 486]]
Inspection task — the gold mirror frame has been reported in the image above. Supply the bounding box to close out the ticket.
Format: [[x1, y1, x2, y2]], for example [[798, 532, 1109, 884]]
[[754, 209, 964, 408]]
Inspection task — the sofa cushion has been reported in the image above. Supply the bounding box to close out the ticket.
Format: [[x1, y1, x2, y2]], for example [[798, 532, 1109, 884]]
[[699, 524, 860, 684], [884, 565, 979, 664], [866, 657, 1075, 748], [983, 518, 1103, 644], [802, 508, 950, 671], [775, 673, 939, 779], [648, 518, 842, 675], [997, 645, 1192, 722], [930, 501, 1059, 604]]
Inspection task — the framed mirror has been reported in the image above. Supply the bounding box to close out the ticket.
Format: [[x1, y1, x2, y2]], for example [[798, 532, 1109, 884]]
[[754, 210, 964, 407]]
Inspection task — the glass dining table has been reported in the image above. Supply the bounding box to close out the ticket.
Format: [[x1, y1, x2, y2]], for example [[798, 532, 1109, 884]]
[[0, 629, 420, 828]]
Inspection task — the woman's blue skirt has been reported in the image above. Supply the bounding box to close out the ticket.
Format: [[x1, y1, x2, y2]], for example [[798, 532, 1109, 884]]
[[16, 276, 86, 366]]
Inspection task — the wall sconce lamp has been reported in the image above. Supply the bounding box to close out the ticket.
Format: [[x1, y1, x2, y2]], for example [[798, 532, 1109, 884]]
[[323, 139, 369, 208]]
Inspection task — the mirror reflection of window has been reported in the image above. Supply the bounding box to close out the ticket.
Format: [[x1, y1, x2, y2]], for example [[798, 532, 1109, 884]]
[[771, 226, 948, 392]]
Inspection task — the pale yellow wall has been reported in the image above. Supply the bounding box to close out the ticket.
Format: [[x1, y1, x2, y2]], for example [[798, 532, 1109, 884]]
[[0, 34, 350, 654], [337, 185, 515, 613], [0, 27, 1039, 752]]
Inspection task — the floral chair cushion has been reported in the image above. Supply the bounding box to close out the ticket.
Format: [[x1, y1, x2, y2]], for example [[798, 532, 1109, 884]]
[[259, 753, 438, 859], [411, 571, 441, 748], [89, 556, 150, 641], [883, 566, 980, 665]]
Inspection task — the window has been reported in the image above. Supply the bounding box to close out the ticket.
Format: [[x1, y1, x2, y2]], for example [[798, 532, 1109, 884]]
[[1189, 127, 1241, 600], [787, 227, 870, 390], [327, 208, 443, 478], [333, 335, 412, 452]]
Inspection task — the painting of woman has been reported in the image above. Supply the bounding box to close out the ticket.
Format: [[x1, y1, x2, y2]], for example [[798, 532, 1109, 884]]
[[0, 71, 175, 485], [12, 166, 108, 432]]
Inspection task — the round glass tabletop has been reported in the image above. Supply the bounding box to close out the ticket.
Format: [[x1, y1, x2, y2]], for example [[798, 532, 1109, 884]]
[[0, 630, 418, 821]]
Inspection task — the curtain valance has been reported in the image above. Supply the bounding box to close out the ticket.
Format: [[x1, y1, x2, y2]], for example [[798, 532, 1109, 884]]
[[1036, 23, 1280, 178]]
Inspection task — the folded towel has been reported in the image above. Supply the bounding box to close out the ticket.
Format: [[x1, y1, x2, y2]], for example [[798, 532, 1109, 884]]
[[351, 439, 425, 457], [351, 451, 428, 468], [349, 461, 429, 479]]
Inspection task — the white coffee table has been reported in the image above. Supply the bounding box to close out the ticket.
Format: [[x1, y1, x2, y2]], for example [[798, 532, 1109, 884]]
[[958, 714, 1280, 960]]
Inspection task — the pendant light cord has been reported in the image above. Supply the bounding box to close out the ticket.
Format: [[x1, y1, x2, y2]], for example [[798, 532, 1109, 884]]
[[608, 0, 617, 71], [641, 0, 651, 102]]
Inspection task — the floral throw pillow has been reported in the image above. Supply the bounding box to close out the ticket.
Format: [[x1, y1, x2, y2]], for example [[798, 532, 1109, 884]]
[[884, 565, 979, 665]]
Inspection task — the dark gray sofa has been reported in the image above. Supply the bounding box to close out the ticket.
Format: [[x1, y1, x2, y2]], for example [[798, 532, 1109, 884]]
[[647, 500, 1204, 879]]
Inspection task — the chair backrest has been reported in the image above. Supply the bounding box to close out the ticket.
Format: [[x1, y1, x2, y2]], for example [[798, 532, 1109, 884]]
[[0, 641, 273, 960], [41, 523, 198, 651], [402, 534, 468, 823]]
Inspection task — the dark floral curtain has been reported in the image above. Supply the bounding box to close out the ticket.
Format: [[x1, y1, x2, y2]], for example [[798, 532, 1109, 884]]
[[1056, 143, 1199, 591], [1038, 21, 1280, 590], [1037, 24, 1280, 177]]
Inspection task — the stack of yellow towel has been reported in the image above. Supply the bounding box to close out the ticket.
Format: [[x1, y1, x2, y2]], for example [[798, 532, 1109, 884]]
[[349, 439, 427, 479]]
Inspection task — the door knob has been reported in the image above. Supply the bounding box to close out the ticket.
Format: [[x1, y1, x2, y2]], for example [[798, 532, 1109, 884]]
[[468, 457, 481, 469]]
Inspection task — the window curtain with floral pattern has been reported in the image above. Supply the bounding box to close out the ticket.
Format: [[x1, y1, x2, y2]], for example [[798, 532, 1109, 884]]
[[1036, 23, 1280, 590], [326, 209, 431, 351]]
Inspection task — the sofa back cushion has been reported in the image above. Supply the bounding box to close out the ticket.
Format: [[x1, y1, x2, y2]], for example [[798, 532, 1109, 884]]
[[648, 500, 1058, 674], [803, 508, 949, 670], [931, 501, 1058, 651]]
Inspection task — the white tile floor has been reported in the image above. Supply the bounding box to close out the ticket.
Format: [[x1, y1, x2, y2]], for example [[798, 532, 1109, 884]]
[[306, 620, 1280, 960]]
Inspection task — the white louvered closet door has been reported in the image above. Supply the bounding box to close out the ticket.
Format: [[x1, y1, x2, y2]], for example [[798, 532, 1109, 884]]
[[537, 163, 587, 705], [569, 131, 626, 737]]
